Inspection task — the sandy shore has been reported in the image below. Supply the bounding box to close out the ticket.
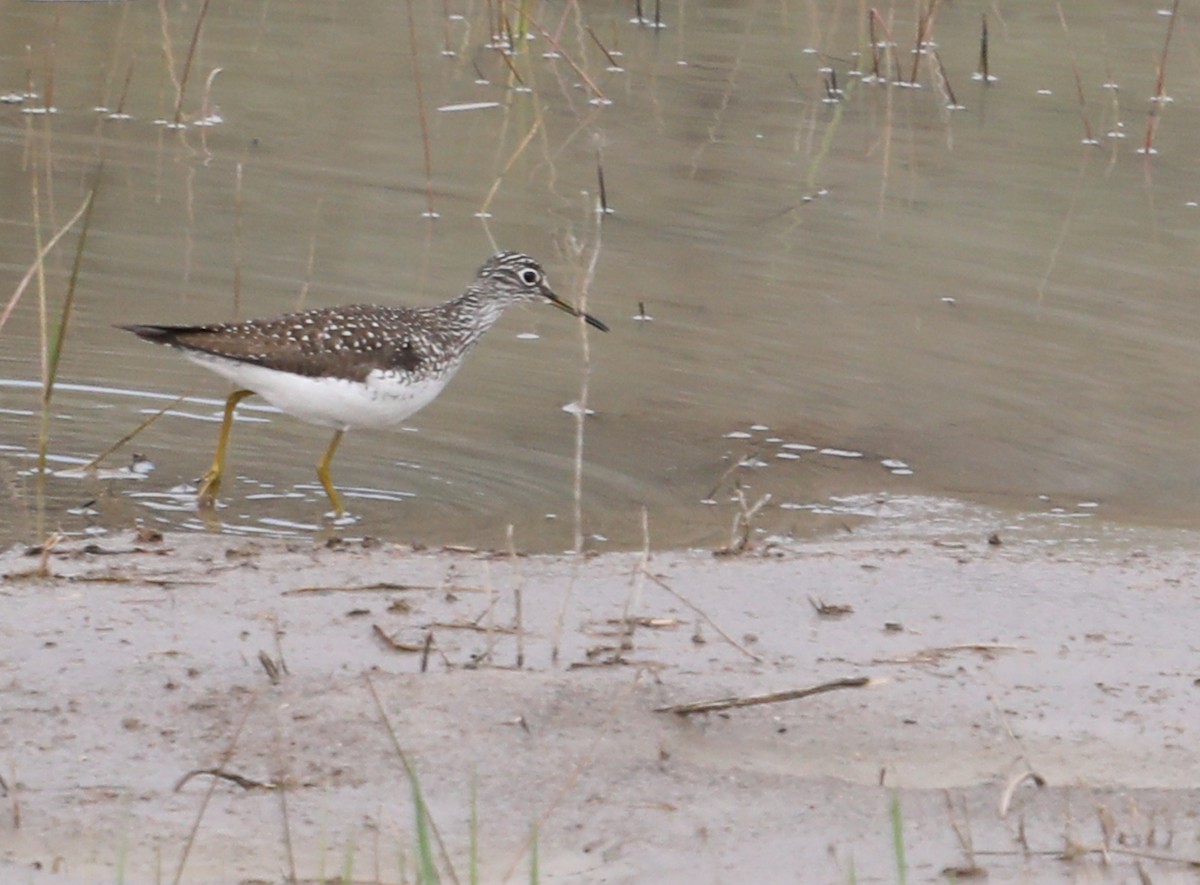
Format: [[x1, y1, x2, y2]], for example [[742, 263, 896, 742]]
[[2, 526, 1199, 884]]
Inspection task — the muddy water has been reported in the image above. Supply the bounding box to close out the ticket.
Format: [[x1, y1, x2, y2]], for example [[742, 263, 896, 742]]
[[1, 2, 1198, 551]]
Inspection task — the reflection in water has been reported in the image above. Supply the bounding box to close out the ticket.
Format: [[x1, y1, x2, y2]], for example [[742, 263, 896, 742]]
[[0, 2, 1198, 550]]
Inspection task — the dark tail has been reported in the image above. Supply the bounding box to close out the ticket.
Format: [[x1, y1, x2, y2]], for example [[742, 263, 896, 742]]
[[118, 323, 190, 345]]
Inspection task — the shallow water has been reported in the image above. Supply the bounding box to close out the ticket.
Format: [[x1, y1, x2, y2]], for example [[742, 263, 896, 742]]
[[1, 1, 1199, 551]]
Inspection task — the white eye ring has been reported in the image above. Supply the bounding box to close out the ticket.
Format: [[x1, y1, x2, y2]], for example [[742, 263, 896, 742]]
[[519, 268, 541, 286]]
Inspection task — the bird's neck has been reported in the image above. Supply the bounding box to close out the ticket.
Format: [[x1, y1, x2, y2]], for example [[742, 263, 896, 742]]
[[445, 287, 508, 348]]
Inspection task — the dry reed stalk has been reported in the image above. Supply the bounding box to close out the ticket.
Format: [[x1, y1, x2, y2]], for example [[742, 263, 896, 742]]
[[868, 9, 881, 79], [500, 0, 607, 102], [596, 149, 610, 215], [172, 0, 212, 127], [404, 0, 438, 217], [548, 0, 571, 45], [506, 524, 525, 668], [113, 62, 135, 117], [655, 676, 873, 715], [1055, 4, 1096, 144], [485, 0, 497, 44], [155, 0, 180, 101], [931, 49, 960, 109], [624, 505, 651, 626], [869, 8, 902, 82], [197, 66, 223, 154], [568, 239, 601, 555], [295, 197, 323, 310], [232, 162, 244, 318], [495, 47, 527, 88], [908, 0, 941, 85], [80, 390, 192, 472], [1142, 0, 1182, 155], [642, 571, 762, 662], [978, 13, 991, 82], [477, 117, 543, 217], [585, 25, 622, 68], [440, 0, 455, 56], [42, 7, 61, 113]]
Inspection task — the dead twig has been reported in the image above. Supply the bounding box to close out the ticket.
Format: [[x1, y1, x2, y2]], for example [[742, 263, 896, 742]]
[[655, 676, 876, 716], [506, 524, 525, 668], [643, 571, 762, 663], [714, 484, 771, 556], [809, 597, 854, 617], [874, 643, 1029, 665], [283, 582, 482, 596], [974, 846, 1200, 869], [372, 624, 427, 652], [174, 768, 277, 792], [431, 620, 517, 634], [257, 650, 282, 684], [998, 769, 1046, 818]]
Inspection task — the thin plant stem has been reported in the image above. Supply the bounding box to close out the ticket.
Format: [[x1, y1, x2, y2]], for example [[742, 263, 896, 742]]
[[891, 793, 908, 885], [585, 26, 621, 68], [172, 0, 213, 127], [80, 389, 193, 471], [1055, 3, 1095, 144], [500, 0, 606, 102], [364, 676, 462, 885], [171, 692, 258, 885], [478, 118, 543, 217], [570, 243, 600, 554], [506, 524, 525, 668], [978, 14, 990, 82], [233, 162, 244, 318], [43, 7, 61, 113], [38, 172, 102, 482], [1142, 0, 1182, 155], [412, 770, 437, 885], [113, 62, 135, 117], [469, 770, 479, 885], [404, 0, 438, 218], [499, 677, 642, 881]]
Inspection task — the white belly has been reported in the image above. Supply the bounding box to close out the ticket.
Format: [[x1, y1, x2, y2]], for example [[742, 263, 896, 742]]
[[187, 352, 456, 430]]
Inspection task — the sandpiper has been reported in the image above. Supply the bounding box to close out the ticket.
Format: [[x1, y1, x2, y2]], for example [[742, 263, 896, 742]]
[[121, 251, 608, 517]]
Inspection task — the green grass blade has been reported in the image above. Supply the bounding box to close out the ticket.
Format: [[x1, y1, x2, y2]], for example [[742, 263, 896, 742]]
[[412, 769, 439, 885], [44, 178, 100, 407], [890, 792, 907, 885], [469, 769, 478, 885], [341, 840, 355, 885], [528, 823, 538, 885]]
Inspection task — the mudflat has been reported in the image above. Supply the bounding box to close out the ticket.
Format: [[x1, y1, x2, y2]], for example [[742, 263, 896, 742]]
[[2, 526, 1198, 884]]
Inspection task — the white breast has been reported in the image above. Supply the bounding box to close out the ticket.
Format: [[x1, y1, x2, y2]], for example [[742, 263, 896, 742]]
[[185, 352, 458, 430]]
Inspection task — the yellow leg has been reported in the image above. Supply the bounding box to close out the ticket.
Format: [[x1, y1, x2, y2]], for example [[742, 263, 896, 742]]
[[197, 389, 255, 510], [316, 429, 346, 517]]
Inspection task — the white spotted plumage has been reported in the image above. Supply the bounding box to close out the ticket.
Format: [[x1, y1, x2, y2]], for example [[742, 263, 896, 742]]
[[119, 251, 608, 515]]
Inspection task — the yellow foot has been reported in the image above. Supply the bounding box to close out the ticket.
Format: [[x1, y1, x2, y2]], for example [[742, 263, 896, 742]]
[[196, 388, 254, 512], [316, 429, 346, 519], [196, 468, 222, 510]]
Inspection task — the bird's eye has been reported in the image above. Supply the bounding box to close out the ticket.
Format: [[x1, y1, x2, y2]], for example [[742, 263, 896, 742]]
[[519, 268, 541, 286]]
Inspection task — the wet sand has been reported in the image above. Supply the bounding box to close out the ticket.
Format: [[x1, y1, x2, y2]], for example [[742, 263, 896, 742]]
[[2, 525, 1199, 884]]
